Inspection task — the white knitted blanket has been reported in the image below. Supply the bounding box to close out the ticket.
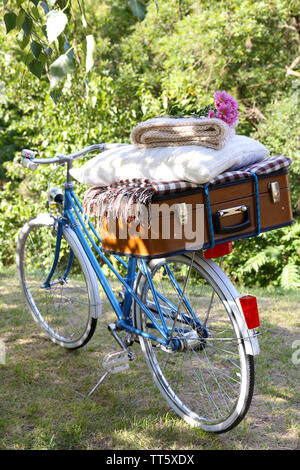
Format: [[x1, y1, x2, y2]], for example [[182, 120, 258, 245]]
[[130, 117, 235, 150]]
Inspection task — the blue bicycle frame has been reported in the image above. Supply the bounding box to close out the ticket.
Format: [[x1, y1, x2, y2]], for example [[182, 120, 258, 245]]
[[46, 181, 205, 351]]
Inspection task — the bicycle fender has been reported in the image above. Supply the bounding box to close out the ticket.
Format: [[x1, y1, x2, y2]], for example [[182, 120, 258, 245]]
[[63, 225, 102, 319], [227, 298, 260, 356], [196, 255, 260, 356]]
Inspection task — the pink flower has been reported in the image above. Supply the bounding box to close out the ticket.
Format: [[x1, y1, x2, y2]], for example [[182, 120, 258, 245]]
[[213, 91, 239, 126], [207, 109, 215, 118]]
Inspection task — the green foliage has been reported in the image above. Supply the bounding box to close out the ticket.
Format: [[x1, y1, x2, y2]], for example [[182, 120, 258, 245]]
[[252, 93, 300, 207], [225, 221, 300, 289], [1, 0, 158, 90], [280, 261, 300, 289], [1, 0, 82, 88], [4, 12, 17, 33], [0, 0, 299, 288], [129, 1, 147, 21], [46, 9, 68, 44]]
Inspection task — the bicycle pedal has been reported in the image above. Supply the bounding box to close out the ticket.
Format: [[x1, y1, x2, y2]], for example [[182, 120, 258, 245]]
[[102, 350, 130, 374]]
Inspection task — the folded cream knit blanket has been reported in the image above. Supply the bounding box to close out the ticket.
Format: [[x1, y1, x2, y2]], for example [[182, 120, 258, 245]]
[[130, 116, 235, 150]]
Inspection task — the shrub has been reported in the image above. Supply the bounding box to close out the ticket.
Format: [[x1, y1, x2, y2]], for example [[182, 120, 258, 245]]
[[0, 0, 299, 287]]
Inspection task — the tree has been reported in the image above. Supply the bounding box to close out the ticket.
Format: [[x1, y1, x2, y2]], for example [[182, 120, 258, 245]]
[[1, 1, 157, 93], [0, 0, 299, 287]]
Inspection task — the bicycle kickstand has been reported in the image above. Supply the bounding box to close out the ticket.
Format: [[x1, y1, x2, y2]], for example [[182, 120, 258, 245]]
[[75, 323, 134, 399]]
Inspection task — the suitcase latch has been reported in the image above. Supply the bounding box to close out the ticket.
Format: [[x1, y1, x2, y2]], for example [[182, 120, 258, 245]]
[[268, 181, 280, 203], [219, 205, 248, 217], [175, 203, 188, 225]]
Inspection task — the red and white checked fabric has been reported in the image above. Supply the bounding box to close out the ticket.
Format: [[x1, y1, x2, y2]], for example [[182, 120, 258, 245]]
[[152, 180, 199, 193], [151, 155, 292, 193], [207, 155, 292, 186], [105, 178, 199, 192]]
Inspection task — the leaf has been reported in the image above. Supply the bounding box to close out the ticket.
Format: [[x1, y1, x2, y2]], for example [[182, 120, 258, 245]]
[[81, 14, 87, 28], [39, 53, 48, 66], [241, 246, 281, 273], [30, 41, 42, 59], [31, 6, 40, 20], [46, 10, 68, 44], [50, 89, 61, 104], [4, 13, 17, 34], [41, 25, 48, 39], [85, 35, 96, 73], [280, 263, 300, 290], [22, 16, 33, 37], [17, 31, 30, 49], [30, 0, 40, 6], [64, 37, 74, 60], [281, 221, 300, 242], [40, 1, 50, 13], [27, 59, 43, 79], [129, 0, 147, 21], [16, 11, 25, 29], [44, 46, 53, 56], [48, 0, 57, 6], [49, 54, 75, 88], [241, 250, 269, 273], [58, 34, 65, 54]]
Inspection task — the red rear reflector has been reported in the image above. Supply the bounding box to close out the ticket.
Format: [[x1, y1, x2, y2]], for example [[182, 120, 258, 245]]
[[238, 295, 260, 329], [204, 242, 233, 259]]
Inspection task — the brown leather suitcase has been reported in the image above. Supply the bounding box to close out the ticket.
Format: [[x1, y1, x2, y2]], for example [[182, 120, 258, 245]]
[[99, 168, 294, 258]]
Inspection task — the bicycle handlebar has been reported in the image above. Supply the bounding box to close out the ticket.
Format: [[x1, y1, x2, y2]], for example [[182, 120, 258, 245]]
[[21, 143, 125, 171]]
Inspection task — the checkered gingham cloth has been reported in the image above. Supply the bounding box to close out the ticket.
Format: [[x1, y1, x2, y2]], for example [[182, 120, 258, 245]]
[[153, 155, 292, 194]]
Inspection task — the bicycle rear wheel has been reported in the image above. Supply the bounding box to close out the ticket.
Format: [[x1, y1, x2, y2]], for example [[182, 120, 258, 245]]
[[134, 253, 255, 433], [17, 213, 101, 349]]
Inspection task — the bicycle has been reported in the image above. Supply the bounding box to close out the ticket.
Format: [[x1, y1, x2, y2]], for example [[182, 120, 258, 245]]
[[16, 144, 260, 434]]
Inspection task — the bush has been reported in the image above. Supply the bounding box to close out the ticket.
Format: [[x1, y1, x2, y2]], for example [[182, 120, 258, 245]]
[[0, 0, 299, 287]]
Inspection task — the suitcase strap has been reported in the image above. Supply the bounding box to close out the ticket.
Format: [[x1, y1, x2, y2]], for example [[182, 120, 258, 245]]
[[203, 183, 215, 249], [203, 171, 261, 249], [248, 172, 261, 237]]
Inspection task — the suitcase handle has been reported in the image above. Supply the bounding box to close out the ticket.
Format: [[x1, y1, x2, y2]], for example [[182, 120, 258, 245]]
[[213, 205, 251, 234]]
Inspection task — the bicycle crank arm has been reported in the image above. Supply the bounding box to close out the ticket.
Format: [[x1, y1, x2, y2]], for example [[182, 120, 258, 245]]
[[108, 323, 134, 361]]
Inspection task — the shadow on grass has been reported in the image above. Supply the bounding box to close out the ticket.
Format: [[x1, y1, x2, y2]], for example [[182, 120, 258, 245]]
[[0, 273, 299, 450]]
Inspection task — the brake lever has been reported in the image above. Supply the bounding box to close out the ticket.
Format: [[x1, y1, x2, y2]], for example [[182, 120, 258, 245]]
[[21, 149, 37, 171], [21, 149, 37, 159]]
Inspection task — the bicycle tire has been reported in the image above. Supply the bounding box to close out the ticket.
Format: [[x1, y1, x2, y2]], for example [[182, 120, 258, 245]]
[[16, 213, 101, 349], [134, 252, 255, 433]]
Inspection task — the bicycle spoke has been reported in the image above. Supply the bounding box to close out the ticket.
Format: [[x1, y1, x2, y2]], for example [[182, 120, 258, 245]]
[[135, 254, 253, 431], [20, 222, 95, 346]]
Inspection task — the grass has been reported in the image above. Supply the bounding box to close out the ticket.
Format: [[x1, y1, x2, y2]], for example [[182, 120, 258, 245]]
[[0, 267, 299, 450]]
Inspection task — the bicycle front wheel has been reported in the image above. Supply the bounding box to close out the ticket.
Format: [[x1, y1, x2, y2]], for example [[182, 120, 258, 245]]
[[134, 253, 255, 433], [17, 213, 101, 349]]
